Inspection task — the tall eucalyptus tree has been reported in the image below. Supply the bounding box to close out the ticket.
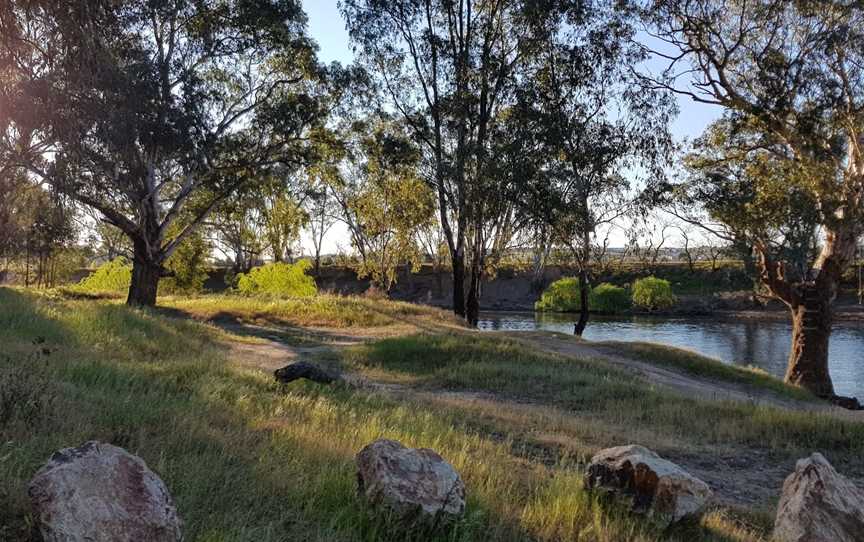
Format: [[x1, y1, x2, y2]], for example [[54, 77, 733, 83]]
[[646, 0, 864, 399], [339, 0, 547, 324], [515, 2, 675, 335]]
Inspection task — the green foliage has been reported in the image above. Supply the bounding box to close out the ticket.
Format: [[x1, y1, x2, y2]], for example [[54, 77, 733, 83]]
[[76, 258, 131, 293], [536, 279, 632, 313], [589, 283, 630, 313], [160, 232, 210, 296], [337, 119, 436, 291], [0, 354, 55, 429], [632, 277, 676, 310], [535, 277, 583, 312], [236, 260, 317, 297]]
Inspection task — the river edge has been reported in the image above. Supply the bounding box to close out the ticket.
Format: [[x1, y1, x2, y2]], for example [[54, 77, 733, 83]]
[[477, 307, 864, 324]]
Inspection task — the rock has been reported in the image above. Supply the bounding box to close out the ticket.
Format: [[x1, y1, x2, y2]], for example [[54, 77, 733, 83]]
[[773, 453, 864, 542], [584, 444, 712, 525], [274, 361, 341, 385], [28, 441, 182, 542], [356, 439, 465, 527]]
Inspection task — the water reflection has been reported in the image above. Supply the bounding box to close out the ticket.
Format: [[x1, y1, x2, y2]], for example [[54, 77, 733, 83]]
[[477, 312, 864, 398]]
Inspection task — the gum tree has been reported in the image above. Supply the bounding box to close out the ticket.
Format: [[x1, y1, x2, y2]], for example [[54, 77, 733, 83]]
[[646, 0, 864, 399], [0, 0, 325, 305], [517, 2, 674, 335], [339, 0, 547, 325]]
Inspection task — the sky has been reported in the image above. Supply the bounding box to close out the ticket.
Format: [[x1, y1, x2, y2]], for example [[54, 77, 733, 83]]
[[298, 0, 724, 254]]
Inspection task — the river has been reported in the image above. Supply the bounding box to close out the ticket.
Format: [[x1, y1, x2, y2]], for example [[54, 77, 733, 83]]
[[477, 311, 864, 399]]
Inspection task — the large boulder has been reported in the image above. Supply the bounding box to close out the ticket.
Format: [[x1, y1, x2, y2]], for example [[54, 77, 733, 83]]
[[773, 453, 864, 542], [356, 439, 465, 527], [584, 444, 712, 525], [28, 441, 182, 542]]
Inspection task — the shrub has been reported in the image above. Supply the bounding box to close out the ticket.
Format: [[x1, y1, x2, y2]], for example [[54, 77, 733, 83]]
[[160, 232, 210, 296], [76, 258, 131, 293], [236, 260, 317, 297], [632, 276, 676, 310], [589, 283, 630, 313], [535, 277, 584, 312]]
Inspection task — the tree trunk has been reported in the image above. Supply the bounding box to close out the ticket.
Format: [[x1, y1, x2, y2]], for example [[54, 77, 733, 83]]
[[574, 268, 590, 336], [452, 254, 466, 318], [466, 250, 483, 327], [785, 285, 834, 397], [757, 225, 859, 399], [127, 242, 161, 307], [574, 224, 592, 336]]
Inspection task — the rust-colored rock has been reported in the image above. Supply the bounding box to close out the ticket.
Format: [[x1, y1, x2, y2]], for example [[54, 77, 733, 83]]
[[356, 439, 465, 527], [28, 441, 182, 542], [773, 453, 864, 542], [584, 444, 712, 525]]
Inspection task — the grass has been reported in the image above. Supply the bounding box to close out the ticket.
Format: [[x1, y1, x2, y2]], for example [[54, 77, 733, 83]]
[[592, 341, 815, 402], [161, 293, 459, 330], [341, 334, 863, 457], [2, 287, 861, 541]]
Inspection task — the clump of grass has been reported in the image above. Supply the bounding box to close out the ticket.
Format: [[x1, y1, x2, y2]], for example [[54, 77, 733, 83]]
[[0, 353, 55, 430]]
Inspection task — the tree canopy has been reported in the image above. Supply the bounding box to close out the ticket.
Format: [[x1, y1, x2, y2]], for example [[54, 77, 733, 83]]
[[0, 0, 328, 305]]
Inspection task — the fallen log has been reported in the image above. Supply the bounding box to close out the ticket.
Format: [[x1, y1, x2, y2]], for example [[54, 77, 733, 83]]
[[274, 362, 341, 385]]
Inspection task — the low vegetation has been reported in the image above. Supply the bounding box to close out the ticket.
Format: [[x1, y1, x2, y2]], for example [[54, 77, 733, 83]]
[[163, 293, 456, 330], [3, 288, 862, 541], [632, 277, 677, 310], [343, 334, 860, 455], [536, 277, 647, 314], [235, 260, 318, 297], [589, 282, 631, 313], [535, 277, 584, 312], [74, 258, 131, 294]]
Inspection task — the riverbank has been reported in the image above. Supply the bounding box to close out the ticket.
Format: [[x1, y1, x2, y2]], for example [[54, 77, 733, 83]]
[[478, 310, 864, 399], [3, 289, 863, 541]]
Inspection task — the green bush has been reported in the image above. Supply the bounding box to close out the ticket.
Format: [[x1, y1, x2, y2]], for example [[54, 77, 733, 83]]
[[632, 276, 676, 310], [236, 260, 317, 297], [589, 283, 630, 313], [535, 277, 584, 312], [160, 232, 210, 296], [77, 258, 131, 293]]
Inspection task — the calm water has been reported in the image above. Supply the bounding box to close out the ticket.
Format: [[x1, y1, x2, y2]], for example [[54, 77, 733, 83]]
[[477, 312, 864, 399]]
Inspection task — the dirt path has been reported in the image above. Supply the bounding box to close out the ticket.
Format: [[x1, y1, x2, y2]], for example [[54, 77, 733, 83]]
[[508, 331, 864, 422], [510, 332, 806, 409]]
